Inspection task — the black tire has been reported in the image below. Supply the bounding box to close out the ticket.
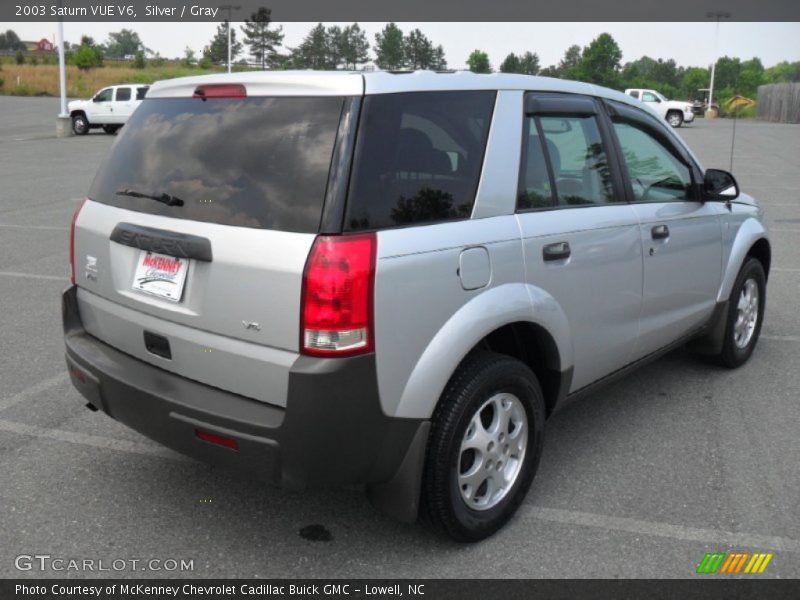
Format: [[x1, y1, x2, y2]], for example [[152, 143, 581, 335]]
[[71, 113, 89, 135], [421, 351, 546, 542], [716, 257, 766, 368], [102, 125, 121, 135], [667, 110, 684, 128]]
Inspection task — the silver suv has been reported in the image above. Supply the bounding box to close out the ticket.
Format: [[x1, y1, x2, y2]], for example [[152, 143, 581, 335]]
[[63, 71, 770, 542]]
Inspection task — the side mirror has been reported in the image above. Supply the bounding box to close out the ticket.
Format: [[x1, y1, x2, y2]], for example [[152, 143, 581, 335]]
[[704, 168, 739, 200], [92, 95, 101, 103]]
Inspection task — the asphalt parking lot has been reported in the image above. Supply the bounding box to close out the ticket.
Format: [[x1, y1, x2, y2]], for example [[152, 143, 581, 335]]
[[1, 95, 798, 579]]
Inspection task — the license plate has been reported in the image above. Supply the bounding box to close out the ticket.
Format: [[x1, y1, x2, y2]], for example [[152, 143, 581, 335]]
[[132, 250, 188, 302]]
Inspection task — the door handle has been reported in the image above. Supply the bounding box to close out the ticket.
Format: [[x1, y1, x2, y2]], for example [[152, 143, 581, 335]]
[[543, 241, 571, 262], [651, 224, 670, 240]]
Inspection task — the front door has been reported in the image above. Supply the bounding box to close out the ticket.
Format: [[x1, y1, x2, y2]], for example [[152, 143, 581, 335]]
[[606, 100, 724, 358]]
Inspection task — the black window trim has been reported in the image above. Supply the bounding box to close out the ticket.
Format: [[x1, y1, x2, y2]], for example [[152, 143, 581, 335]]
[[516, 92, 628, 214], [602, 99, 703, 204]]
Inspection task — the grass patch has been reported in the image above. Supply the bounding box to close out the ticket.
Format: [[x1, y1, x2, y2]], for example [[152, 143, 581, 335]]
[[0, 63, 227, 98]]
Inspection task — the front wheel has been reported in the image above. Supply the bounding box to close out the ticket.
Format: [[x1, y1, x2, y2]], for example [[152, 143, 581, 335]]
[[71, 114, 89, 135], [667, 111, 684, 128], [421, 351, 545, 542], [716, 257, 766, 368]]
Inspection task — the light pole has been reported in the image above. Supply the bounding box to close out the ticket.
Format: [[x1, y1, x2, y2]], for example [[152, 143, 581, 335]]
[[219, 4, 241, 73], [55, 0, 71, 137], [706, 11, 731, 117]]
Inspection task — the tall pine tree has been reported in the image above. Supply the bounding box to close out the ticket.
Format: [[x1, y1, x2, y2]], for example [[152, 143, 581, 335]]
[[241, 7, 284, 69]]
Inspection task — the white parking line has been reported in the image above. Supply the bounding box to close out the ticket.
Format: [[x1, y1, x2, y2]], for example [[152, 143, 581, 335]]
[[0, 271, 68, 281], [0, 224, 68, 231], [761, 334, 800, 342], [524, 506, 800, 553], [0, 373, 69, 413], [0, 418, 191, 462]]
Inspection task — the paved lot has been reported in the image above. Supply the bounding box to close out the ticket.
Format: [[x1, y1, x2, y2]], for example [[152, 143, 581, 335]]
[[1, 96, 798, 579]]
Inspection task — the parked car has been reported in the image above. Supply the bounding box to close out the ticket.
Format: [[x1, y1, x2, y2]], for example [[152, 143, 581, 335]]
[[68, 84, 149, 135], [64, 71, 770, 542], [625, 88, 695, 127]]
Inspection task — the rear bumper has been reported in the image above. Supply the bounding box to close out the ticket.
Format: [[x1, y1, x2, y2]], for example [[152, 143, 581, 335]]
[[62, 286, 426, 498]]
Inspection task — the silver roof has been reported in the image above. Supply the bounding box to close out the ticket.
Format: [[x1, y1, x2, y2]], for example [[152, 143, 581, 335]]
[[146, 69, 642, 108]]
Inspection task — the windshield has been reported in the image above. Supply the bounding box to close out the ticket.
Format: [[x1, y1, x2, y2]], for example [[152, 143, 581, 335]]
[[89, 96, 345, 233]]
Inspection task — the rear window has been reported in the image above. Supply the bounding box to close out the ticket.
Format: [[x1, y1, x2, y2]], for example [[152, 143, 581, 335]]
[[89, 96, 344, 233], [344, 91, 495, 231]]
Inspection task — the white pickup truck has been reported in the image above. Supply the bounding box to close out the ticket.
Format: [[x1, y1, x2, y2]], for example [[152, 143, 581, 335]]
[[624, 88, 695, 128], [68, 84, 149, 135]]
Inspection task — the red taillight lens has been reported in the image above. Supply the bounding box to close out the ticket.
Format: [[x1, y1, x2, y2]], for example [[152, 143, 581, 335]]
[[301, 233, 376, 357], [193, 84, 246, 99], [69, 199, 87, 285]]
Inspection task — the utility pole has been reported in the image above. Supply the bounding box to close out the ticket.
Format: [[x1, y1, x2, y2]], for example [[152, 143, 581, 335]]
[[219, 5, 241, 73], [706, 11, 730, 117]]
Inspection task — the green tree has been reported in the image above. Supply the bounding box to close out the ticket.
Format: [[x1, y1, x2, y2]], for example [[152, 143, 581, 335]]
[[241, 7, 284, 69], [467, 50, 491, 74], [326, 25, 344, 69], [374, 23, 405, 70], [738, 57, 765, 97], [431, 45, 448, 70], [404, 29, 434, 69], [500, 52, 539, 75], [183, 46, 197, 67], [539, 65, 561, 78], [15, 50, 24, 65], [499, 53, 521, 74], [1, 29, 26, 51], [340, 23, 370, 69], [204, 21, 242, 64], [679, 67, 709, 100], [558, 44, 582, 78], [71, 36, 103, 70], [519, 52, 540, 75], [133, 50, 146, 69], [578, 33, 622, 88], [291, 24, 331, 69], [105, 29, 145, 58], [765, 60, 800, 83]]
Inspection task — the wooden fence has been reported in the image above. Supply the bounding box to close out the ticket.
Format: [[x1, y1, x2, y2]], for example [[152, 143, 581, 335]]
[[757, 83, 800, 123]]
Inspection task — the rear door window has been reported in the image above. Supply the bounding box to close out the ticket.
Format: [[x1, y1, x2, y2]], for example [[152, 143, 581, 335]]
[[88, 96, 345, 233], [115, 87, 131, 102], [519, 114, 617, 208], [344, 91, 495, 231]]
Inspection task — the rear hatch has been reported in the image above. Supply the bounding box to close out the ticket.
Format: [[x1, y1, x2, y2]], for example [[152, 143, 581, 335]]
[[72, 75, 361, 406]]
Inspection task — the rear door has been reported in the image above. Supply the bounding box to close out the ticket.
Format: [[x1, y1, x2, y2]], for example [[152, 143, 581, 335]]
[[111, 86, 134, 123], [605, 100, 723, 358], [72, 93, 353, 404], [516, 93, 643, 391]]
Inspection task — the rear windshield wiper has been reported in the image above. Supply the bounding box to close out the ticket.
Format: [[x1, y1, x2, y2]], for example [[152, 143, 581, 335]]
[[116, 188, 184, 207]]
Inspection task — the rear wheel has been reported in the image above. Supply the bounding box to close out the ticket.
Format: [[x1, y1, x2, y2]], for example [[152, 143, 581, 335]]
[[421, 351, 545, 542], [667, 111, 684, 128], [716, 258, 766, 368], [71, 113, 89, 135], [102, 125, 121, 135]]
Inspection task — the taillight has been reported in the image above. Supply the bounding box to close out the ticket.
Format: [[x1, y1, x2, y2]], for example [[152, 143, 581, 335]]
[[301, 233, 376, 357], [69, 199, 87, 285]]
